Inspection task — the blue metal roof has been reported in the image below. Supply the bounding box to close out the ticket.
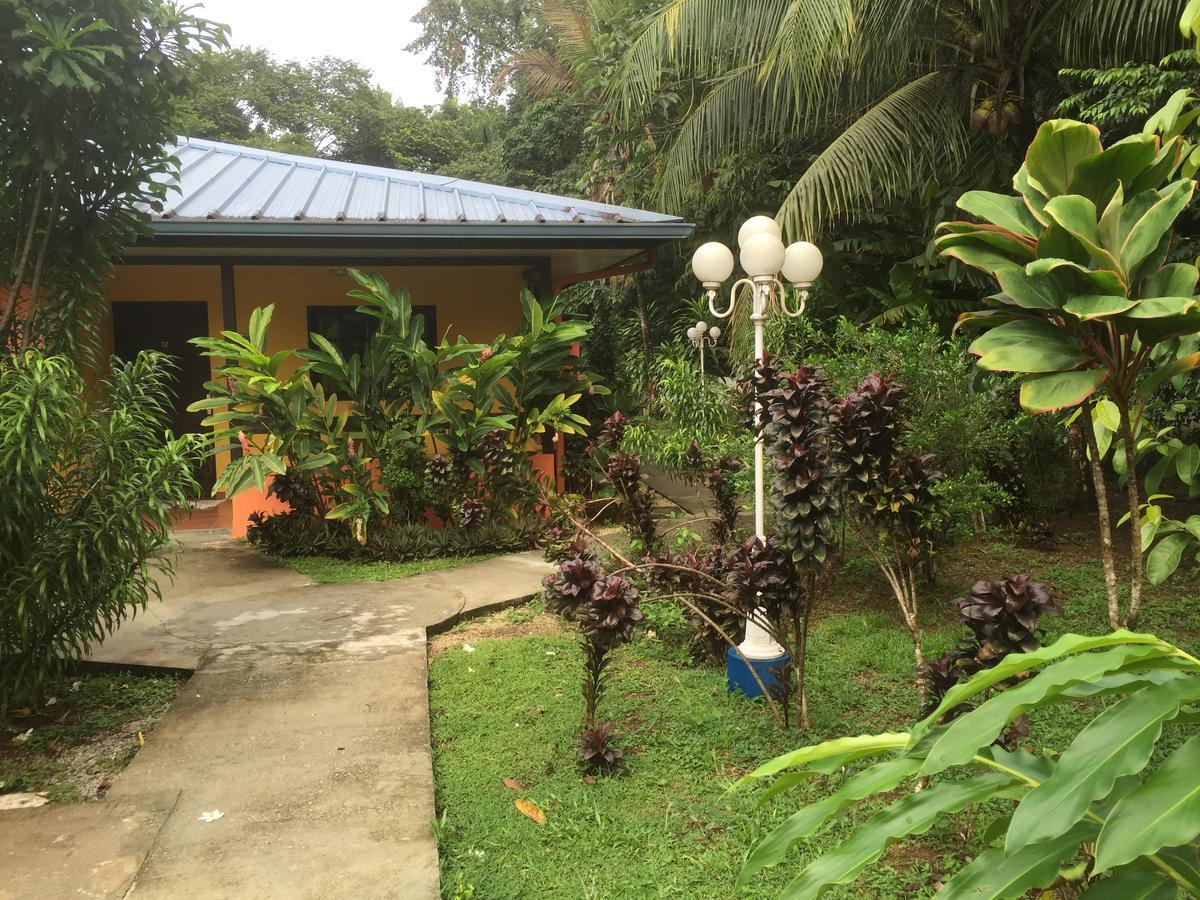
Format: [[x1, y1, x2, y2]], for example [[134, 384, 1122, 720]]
[[152, 137, 685, 227]]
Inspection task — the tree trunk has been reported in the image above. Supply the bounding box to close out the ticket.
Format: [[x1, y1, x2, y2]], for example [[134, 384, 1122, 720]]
[[634, 283, 653, 400], [1083, 401, 1122, 630], [1117, 401, 1144, 628]]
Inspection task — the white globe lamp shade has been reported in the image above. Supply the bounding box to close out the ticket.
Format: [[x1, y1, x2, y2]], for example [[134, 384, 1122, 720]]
[[737, 215, 781, 248], [740, 231, 786, 278], [708, 325, 721, 339], [695, 320, 707, 331], [782, 241, 824, 285], [691, 241, 735, 285]]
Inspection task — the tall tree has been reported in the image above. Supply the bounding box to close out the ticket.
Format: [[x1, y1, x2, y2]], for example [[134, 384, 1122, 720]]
[[0, 0, 224, 353], [607, 0, 1185, 239]]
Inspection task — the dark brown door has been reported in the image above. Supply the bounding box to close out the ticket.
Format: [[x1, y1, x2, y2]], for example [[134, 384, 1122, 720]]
[[111, 300, 215, 491]]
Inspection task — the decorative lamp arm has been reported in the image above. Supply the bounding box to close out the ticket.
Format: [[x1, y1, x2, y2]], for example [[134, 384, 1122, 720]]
[[780, 283, 811, 318]]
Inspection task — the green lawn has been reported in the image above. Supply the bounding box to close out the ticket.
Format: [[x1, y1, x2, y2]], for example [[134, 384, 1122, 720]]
[[0, 672, 183, 802], [429, 526, 1199, 899], [278, 553, 497, 583]]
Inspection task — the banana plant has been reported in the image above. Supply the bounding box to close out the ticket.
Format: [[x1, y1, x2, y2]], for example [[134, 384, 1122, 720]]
[[741, 630, 1200, 899], [936, 114, 1200, 627]]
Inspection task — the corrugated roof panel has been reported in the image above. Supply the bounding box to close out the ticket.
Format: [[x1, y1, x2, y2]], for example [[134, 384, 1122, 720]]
[[154, 137, 685, 228], [172, 155, 263, 218], [347, 176, 386, 220]]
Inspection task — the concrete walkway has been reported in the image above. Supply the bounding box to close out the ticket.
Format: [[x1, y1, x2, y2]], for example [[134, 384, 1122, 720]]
[[0, 537, 553, 899]]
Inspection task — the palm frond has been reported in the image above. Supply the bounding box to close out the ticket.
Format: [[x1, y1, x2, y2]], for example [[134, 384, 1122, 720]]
[[496, 48, 578, 98], [606, 0, 789, 117], [543, 0, 597, 60], [657, 64, 803, 210], [775, 71, 972, 241], [1052, 0, 1183, 66]]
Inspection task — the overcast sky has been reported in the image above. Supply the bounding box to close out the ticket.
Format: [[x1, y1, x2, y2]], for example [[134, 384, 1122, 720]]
[[194, 0, 447, 108]]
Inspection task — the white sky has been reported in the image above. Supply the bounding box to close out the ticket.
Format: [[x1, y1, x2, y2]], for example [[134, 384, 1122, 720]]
[[193, 0, 447, 108]]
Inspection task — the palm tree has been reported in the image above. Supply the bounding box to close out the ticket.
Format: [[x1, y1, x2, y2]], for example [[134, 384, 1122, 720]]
[[607, 0, 1184, 239]]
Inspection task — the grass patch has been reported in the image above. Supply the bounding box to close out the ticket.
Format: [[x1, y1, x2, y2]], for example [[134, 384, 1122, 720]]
[[279, 553, 498, 583], [1, 672, 183, 802], [430, 526, 1199, 898]]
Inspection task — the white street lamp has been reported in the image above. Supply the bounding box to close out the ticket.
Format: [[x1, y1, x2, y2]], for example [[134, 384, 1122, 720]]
[[686, 319, 721, 374], [691, 218, 823, 691]]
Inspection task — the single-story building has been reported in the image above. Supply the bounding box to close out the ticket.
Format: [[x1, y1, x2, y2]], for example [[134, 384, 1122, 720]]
[[105, 137, 692, 533]]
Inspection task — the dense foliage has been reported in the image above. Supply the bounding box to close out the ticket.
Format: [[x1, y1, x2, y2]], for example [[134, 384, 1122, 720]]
[[0, 0, 223, 354], [190, 269, 599, 552], [0, 351, 203, 709]]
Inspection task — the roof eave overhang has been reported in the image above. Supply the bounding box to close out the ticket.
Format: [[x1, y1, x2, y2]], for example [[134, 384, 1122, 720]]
[[133, 220, 695, 252]]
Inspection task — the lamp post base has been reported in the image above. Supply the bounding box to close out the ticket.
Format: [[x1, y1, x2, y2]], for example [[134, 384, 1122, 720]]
[[727, 646, 791, 699]]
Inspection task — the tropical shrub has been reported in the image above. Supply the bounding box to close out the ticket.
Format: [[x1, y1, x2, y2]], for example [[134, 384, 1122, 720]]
[[832, 374, 944, 703], [938, 112, 1200, 627], [0, 351, 204, 709], [622, 348, 750, 482], [190, 269, 602, 552], [743, 630, 1200, 898], [542, 544, 645, 773]]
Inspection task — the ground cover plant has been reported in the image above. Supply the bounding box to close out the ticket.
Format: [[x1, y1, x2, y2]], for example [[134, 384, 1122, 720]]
[[0, 672, 183, 803], [429, 518, 1200, 898]]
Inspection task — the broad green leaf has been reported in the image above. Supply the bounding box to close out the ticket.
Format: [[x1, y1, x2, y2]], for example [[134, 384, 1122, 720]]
[[1095, 733, 1200, 874], [937, 229, 1036, 263], [741, 757, 921, 886], [1146, 532, 1191, 585], [1080, 864, 1177, 899], [1178, 444, 1200, 484], [956, 191, 1042, 237], [979, 342, 1089, 374], [921, 645, 1179, 775], [995, 266, 1065, 309], [1008, 677, 1200, 852], [939, 242, 1023, 277], [1143, 262, 1199, 297], [744, 732, 908, 781], [1020, 369, 1108, 413], [1025, 120, 1103, 197], [1026, 258, 1127, 295], [968, 319, 1069, 353], [1121, 180, 1197, 275], [1014, 164, 1052, 225], [911, 632, 1173, 748], [1123, 296, 1199, 318], [1045, 195, 1121, 271], [1095, 398, 1121, 431], [1071, 137, 1160, 208], [1063, 295, 1138, 319], [938, 821, 1097, 899], [780, 774, 1015, 899]]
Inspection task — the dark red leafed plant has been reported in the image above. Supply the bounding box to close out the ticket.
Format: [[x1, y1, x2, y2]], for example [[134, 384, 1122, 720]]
[[922, 574, 1059, 717], [760, 365, 840, 726], [831, 374, 944, 707], [604, 450, 658, 551], [543, 545, 644, 773]]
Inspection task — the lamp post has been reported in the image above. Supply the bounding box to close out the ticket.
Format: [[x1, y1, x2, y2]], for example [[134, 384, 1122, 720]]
[[690, 215, 823, 693], [685, 320, 721, 374]]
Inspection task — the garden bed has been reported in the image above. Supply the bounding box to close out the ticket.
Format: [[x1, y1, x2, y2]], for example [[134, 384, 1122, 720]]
[[429, 522, 1199, 898], [0, 672, 183, 805]]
